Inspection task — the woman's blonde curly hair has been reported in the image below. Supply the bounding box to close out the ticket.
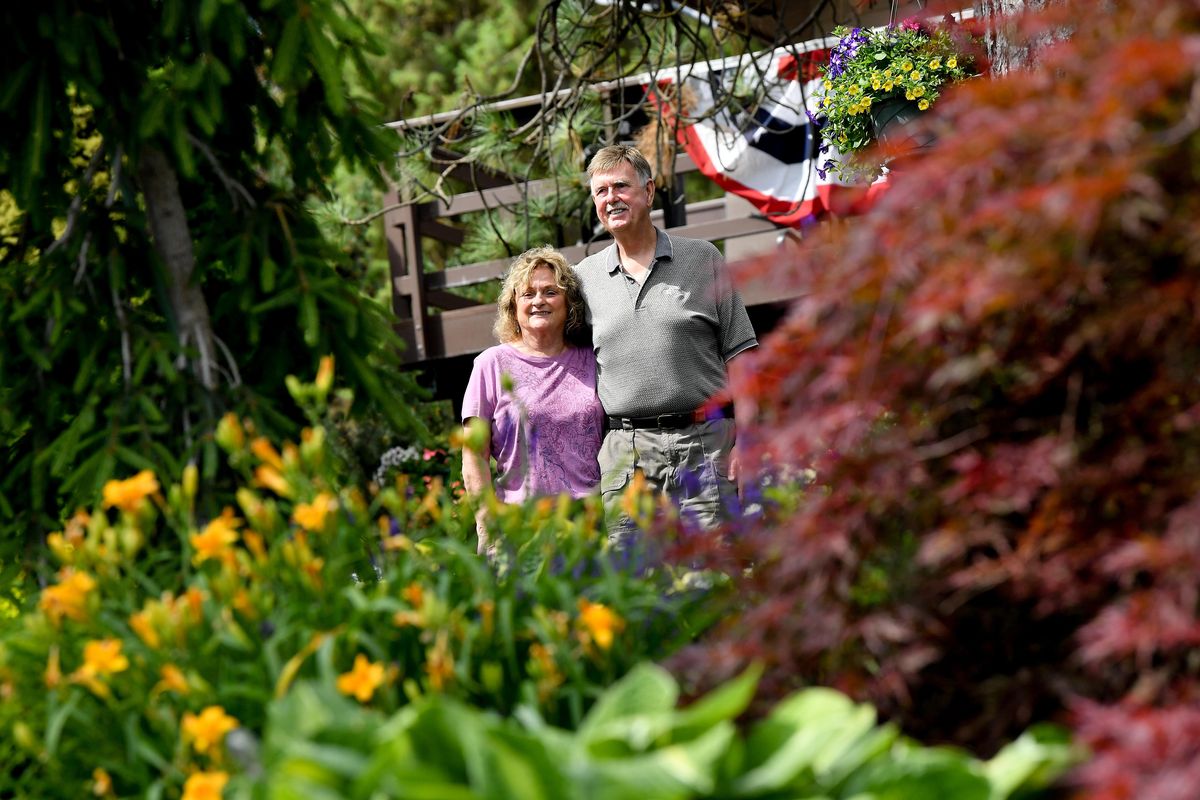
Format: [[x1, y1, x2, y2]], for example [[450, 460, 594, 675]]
[[493, 246, 588, 346]]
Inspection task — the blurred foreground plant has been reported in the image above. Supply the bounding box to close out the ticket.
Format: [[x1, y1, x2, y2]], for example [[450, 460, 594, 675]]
[[243, 662, 1080, 799], [0, 364, 726, 798]]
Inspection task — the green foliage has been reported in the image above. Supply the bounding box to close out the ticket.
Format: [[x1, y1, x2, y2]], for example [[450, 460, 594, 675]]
[[0, 371, 725, 798], [0, 2, 430, 569], [344, 0, 544, 119], [243, 663, 1079, 799]]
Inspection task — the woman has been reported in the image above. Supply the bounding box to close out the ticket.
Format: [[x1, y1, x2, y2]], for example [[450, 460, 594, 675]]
[[461, 246, 603, 554]]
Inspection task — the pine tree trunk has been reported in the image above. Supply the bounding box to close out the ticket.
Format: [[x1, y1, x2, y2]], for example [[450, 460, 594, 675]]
[[137, 146, 218, 391]]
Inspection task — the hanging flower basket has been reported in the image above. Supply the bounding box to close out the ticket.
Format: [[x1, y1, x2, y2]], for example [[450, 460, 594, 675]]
[[869, 95, 937, 152], [814, 18, 976, 179]]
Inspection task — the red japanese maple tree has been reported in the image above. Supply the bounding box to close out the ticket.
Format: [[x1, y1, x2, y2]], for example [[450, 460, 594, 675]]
[[671, 0, 1200, 795]]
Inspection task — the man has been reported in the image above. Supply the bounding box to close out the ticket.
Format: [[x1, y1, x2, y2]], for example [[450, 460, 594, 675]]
[[575, 145, 758, 543]]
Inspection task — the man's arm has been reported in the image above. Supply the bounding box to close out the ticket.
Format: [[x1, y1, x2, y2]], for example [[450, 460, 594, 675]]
[[725, 348, 757, 489]]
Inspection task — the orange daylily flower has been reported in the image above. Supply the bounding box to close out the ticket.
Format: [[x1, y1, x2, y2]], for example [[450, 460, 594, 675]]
[[336, 653, 386, 703], [190, 508, 241, 565], [129, 610, 160, 649], [578, 599, 625, 651], [254, 465, 292, 498], [39, 568, 97, 624], [292, 491, 337, 532], [154, 663, 190, 696], [401, 582, 424, 609], [181, 771, 228, 800], [182, 706, 238, 756], [78, 638, 130, 678], [250, 437, 284, 470], [102, 470, 160, 512]]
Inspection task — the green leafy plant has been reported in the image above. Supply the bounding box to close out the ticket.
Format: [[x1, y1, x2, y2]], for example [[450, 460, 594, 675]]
[[242, 662, 1081, 799], [814, 19, 975, 176]]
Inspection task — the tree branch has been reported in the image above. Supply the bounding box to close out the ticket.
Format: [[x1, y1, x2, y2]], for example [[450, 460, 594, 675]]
[[137, 145, 219, 391]]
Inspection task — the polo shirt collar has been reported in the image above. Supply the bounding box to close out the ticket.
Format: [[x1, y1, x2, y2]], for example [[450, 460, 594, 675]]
[[605, 228, 674, 275]]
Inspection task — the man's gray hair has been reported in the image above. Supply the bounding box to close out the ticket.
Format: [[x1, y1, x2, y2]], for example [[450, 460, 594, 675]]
[[586, 144, 654, 187]]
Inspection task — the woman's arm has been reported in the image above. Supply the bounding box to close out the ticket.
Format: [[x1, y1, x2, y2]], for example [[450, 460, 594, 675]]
[[460, 417, 493, 554]]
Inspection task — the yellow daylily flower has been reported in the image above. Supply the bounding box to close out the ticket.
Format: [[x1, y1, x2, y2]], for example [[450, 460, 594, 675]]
[[102, 470, 159, 512], [129, 610, 160, 649], [79, 639, 129, 678], [250, 437, 284, 470], [578, 599, 624, 651], [39, 568, 97, 624], [190, 507, 241, 565], [154, 663, 190, 695], [292, 491, 337, 533], [336, 654, 385, 703], [182, 706, 238, 756], [181, 771, 228, 800], [253, 465, 292, 498]]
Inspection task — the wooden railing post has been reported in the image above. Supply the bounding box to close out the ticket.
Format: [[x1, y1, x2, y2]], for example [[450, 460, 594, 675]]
[[383, 190, 430, 362], [660, 171, 688, 229]]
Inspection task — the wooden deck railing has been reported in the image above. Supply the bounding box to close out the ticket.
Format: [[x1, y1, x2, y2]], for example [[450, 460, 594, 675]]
[[383, 153, 793, 366]]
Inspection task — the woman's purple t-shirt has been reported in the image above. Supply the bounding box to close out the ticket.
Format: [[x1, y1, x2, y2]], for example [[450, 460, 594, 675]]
[[461, 343, 603, 503]]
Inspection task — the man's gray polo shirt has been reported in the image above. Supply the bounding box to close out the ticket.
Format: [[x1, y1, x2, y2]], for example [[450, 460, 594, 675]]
[[575, 229, 757, 418]]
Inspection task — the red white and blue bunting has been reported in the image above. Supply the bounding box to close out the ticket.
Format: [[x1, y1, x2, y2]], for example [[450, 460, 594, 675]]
[[645, 46, 887, 227]]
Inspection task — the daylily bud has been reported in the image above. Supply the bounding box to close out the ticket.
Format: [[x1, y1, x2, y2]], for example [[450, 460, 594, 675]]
[[285, 374, 305, 403], [182, 463, 198, 504], [315, 355, 334, 395], [463, 417, 489, 454], [215, 413, 245, 452], [300, 427, 326, 468]]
